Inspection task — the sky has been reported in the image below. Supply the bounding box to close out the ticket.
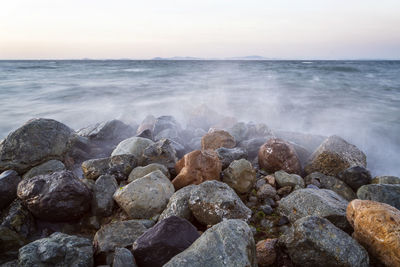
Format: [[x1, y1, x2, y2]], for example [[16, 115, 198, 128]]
[[1, 0, 399, 59]]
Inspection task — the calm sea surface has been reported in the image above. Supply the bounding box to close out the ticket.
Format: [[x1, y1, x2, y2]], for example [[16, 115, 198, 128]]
[[0, 60, 399, 176]]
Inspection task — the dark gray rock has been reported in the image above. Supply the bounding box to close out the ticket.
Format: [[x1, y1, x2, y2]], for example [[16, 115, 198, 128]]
[[113, 248, 137, 267], [18, 232, 93, 267], [92, 175, 118, 217], [280, 216, 369, 267], [188, 180, 252, 226], [0, 118, 74, 173], [142, 139, 178, 174], [132, 216, 200, 267], [0, 170, 21, 210], [164, 219, 257, 267], [22, 160, 65, 180], [238, 138, 268, 160], [337, 166, 371, 191], [216, 147, 248, 169], [305, 172, 356, 201], [136, 129, 153, 140], [257, 184, 277, 200], [371, 175, 400, 184], [159, 185, 197, 222], [357, 184, 400, 209], [17, 170, 91, 222], [77, 119, 135, 143], [278, 188, 349, 230]]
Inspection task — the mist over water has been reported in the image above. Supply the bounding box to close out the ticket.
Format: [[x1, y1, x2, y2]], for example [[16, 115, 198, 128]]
[[0, 60, 399, 177]]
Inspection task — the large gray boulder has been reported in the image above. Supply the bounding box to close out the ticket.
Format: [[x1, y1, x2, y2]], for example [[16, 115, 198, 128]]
[[113, 170, 174, 219], [222, 159, 256, 194], [17, 170, 91, 222], [280, 216, 369, 267], [188, 180, 252, 226], [128, 163, 170, 183], [216, 147, 248, 169], [164, 219, 257, 267], [141, 139, 178, 174], [0, 118, 74, 173], [111, 137, 154, 164], [357, 184, 400, 209], [18, 232, 93, 267], [113, 248, 137, 267], [92, 175, 118, 217], [337, 166, 371, 191], [274, 170, 304, 190], [22, 160, 66, 180], [78, 119, 135, 143], [0, 170, 21, 210], [159, 185, 197, 222], [278, 188, 349, 230]]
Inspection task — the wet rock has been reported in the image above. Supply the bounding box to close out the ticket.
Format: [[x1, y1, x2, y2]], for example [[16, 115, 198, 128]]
[[238, 137, 267, 160], [280, 216, 369, 267], [128, 163, 170, 183], [82, 154, 137, 181], [222, 159, 256, 194], [259, 204, 274, 215], [347, 200, 400, 267], [0, 170, 21, 210], [201, 130, 235, 150], [78, 119, 135, 143], [305, 172, 356, 201], [93, 220, 147, 264], [188, 180, 251, 226], [141, 139, 178, 173], [159, 185, 197, 221], [274, 170, 304, 189], [113, 248, 137, 267], [18, 232, 93, 267], [172, 150, 222, 190], [113, 170, 174, 219], [357, 184, 400, 209], [152, 116, 181, 138], [92, 175, 118, 217], [371, 175, 400, 184], [22, 160, 65, 180], [17, 170, 91, 222], [136, 128, 153, 140], [164, 219, 256, 267], [0, 118, 74, 173], [256, 239, 277, 267], [255, 178, 267, 190], [337, 166, 371, 191], [276, 186, 292, 196], [132, 216, 200, 267], [305, 135, 367, 176], [137, 115, 156, 135], [258, 138, 302, 175], [111, 137, 154, 164], [278, 188, 349, 230], [257, 184, 277, 200], [216, 147, 248, 169]]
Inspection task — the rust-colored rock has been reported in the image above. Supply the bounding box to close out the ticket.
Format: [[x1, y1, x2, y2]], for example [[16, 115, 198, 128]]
[[256, 238, 277, 267], [201, 130, 235, 151], [347, 199, 400, 267], [258, 138, 302, 175], [172, 150, 222, 190]]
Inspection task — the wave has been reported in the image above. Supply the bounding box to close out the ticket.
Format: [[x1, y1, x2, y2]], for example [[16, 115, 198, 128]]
[[320, 66, 360, 72], [122, 68, 150, 72]]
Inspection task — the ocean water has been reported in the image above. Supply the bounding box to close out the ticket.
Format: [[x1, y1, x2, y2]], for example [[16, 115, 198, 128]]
[[0, 60, 399, 176]]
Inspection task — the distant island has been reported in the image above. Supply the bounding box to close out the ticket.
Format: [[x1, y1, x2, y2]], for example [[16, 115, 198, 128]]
[[151, 55, 279, 60]]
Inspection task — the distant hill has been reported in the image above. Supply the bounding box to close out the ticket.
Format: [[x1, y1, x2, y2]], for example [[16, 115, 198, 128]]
[[151, 55, 276, 60]]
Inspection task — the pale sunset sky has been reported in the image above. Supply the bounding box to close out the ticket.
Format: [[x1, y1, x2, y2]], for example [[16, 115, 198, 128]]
[[1, 0, 399, 59]]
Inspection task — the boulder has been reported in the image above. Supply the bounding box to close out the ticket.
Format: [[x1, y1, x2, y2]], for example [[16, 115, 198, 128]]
[[92, 175, 118, 217], [152, 116, 181, 138], [0, 170, 21, 210], [228, 122, 274, 144], [274, 170, 304, 190], [238, 137, 267, 160], [77, 119, 135, 143], [256, 239, 277, 267], [347, 200, 400, 267], [172, 150, 222, 190], [258, 138, 302, 175], [93, 220, 147, 264], [137, 115, 156, 135], [128, 163, 170, 183], [216, 147, 248, 169], [357, 184, 400, 209], [280, 216, 369, 267], [22, 160, 66, 180], [201, 130, 235, 150], [188, 180, 251, 225], [371, 175, 400, 184], [222, 159, 256, 194], [141, 139, 178, 173], [257, 184, 277, 200], [17, 170, 91, 222], [278, 188, 349, 230], [0, 118, 74, 173], [111, 137, 154, 164], [305, 172, 356, 201], [113, 248, 137, 267], [132, 216, 200, 267], [337, 166, 371, 191], [159, 185, 197, 221], [113, 170, 174, 219], [18, 232, 93, 267], [82, 154, 137, 181], [305, 135, 367, 176], [164, 219, 257, 267]]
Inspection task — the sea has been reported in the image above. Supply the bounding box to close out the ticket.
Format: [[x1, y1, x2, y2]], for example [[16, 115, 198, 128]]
[[0, 60, 399, 177]]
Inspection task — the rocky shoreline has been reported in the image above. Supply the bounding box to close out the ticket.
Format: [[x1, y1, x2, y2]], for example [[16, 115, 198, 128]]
[[0, 106, 399, 267]]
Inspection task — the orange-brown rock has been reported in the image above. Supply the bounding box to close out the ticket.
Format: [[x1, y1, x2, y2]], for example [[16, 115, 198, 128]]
[[256, 238, 277, 266], [258, 138, 302, 175], [347, 199, 400, 267], [201, 130, 235, 151], [172, 150, 222, 190]]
